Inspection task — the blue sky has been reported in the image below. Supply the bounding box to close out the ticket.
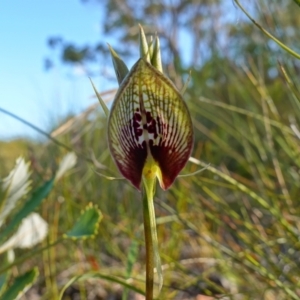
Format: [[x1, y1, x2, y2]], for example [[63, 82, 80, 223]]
[[0, 1, 244, 140], [0, 0, 113, 140]]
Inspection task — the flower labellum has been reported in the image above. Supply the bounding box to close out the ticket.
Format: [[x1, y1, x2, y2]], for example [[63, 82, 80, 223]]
[[108, 27, 193, 191]]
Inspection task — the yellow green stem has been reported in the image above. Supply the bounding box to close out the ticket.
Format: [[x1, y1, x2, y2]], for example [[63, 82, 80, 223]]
[[142, 187, 154, 300], [142, 175, 163, 299]]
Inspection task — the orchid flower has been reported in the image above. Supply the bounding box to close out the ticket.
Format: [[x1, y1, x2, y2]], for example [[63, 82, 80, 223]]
[[107, 37, 193, 191], [91, 25, 193, 299]]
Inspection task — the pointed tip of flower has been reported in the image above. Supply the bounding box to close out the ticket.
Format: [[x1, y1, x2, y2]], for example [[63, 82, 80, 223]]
[[148, 35, 154, 60], [151, 35, 163, 73], [138, 24, 151, 63], [107, 43, 129, 85]]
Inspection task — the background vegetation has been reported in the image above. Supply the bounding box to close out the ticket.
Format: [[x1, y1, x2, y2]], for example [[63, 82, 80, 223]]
[[1, 0, 300, 299]]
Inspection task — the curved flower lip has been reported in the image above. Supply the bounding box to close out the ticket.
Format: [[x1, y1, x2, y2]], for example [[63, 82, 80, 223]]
[[108, 58, 193, 190]]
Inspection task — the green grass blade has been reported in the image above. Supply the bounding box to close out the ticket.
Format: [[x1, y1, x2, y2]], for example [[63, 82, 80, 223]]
[[123, 239, 139, 300], [89, 78, 110, 117], [234, 0, 300, 59]]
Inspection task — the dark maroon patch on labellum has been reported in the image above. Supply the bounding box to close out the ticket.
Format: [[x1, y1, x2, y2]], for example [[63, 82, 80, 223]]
[[133, 111, 143, 141]]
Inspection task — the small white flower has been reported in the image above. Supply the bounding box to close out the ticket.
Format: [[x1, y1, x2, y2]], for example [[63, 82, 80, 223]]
[[55, 152, 77, 182], [0, 213, 48, 256], [0, 158, 31, 227]]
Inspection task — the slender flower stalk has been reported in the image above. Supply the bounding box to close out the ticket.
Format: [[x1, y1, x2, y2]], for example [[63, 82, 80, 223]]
[[93, 25, 193, 299]]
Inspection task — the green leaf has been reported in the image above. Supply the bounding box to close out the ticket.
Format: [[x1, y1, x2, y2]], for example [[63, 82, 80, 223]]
[[0, 179, 54, 244], [0, 268, 38, 300], [65, 203, 102, 239]]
